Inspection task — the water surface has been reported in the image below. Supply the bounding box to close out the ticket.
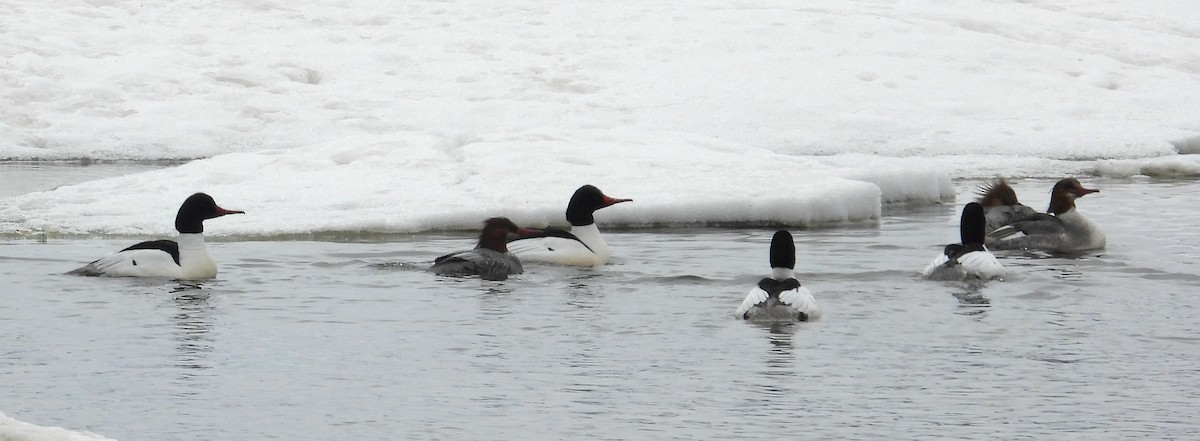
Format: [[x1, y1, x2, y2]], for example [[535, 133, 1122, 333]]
[[0, 161, 178, 198], [2, 177, 1199, 440]]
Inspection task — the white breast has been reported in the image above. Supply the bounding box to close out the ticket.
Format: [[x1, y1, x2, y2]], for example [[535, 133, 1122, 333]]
[[176, 234, 218, 279], [1058, 211, 1107, 250]]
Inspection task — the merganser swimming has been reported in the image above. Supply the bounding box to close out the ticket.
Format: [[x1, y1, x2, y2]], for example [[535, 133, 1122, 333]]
[[68, 193, 244, 279], [922, 202, 1005, 281], [986, 178, 1106, 252], [431, 217, 526, 281], [976, 178, 1039, 233], [507, 185, 631, 266], [735, 230, 821, 322]]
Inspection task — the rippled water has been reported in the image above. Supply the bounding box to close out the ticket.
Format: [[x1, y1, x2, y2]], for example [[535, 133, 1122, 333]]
[[3, 177, 1199, 440]]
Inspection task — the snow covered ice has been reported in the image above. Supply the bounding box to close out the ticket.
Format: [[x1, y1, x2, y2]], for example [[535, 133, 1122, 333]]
[[0, 412, 116, 441], [2, 0, 1199, 236]]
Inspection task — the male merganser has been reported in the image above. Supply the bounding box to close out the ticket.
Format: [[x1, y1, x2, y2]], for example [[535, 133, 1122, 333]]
[[431, 217, 526, 281], [922, 202, 1005, 280], [68, 193, 244, 279], [975, 178, 1039, 233], [986, 178, 1105, 252], [735, 230, 821, 321], [507, 185, 631, 266]]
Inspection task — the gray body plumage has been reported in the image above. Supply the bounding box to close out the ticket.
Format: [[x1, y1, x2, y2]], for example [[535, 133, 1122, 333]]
[[432, 248, 523, 281]]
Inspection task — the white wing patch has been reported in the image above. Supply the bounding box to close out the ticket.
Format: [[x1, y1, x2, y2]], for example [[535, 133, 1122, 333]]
[[921, 253, 951, 278], [735, 285, 820, 321], [957, 250, 1005, 280], [734, 287, 770, 318], [921, 250, 1004, 281]]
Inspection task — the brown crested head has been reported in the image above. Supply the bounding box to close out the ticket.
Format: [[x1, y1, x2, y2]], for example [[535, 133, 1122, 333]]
[[1047, 179, 1099, 214], [477, 217, 521, 252], [976, 178, 1020, 207]]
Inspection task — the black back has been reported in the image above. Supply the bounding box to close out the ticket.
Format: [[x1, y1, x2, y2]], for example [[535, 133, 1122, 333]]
[[120, 239, 181, 265], [942, 242, 987, 264], [769, 230, 795, 269], [757, 277, 801, 299], [508, 228, 592, 251], [960, 202, 986, 246]]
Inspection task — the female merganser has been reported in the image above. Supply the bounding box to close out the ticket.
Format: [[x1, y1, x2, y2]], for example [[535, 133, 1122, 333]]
[[735, 230, 821, 322], [975, 178, 1039, 233], [431, 217, 526, 281], [922, 202, 1005, 280], [68, 193, 244, 279], [507, 185, 631, 266], [986, 178, 1105, 252]]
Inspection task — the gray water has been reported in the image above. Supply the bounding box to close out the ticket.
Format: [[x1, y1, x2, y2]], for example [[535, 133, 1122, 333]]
[[2, 173, 1199, 440], [0, 161, 180, 199]]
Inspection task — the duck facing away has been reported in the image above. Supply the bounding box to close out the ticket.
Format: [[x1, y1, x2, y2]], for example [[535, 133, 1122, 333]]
[[507, 185, 631, 266], [922, 202, 1005, 281], [735, 230, 821, 322], [69, 193, 244, 279], [432, 217, 526, 281], [986, 178, 1105, 252]]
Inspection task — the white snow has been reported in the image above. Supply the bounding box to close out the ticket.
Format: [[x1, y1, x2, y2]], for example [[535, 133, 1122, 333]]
[[0, 412, 116, 441], [1, 0, 1199, 235]]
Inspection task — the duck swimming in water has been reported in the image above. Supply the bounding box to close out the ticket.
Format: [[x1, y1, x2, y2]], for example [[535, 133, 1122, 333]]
[[431, 217, 526, 281], [735, 230, 821, 322], [69, 193, 244, 279], [985, 178, 1105, 252], [922, 202, 1005, 281], [507, 185, 631, 266]]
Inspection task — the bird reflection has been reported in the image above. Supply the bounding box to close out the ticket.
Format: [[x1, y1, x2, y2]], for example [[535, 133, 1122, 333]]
[[566, 273, 604, 311], [477, 285, 515, 320], [951, 281, 991, 317], [1051, 266, 1085, 281], [953, 282, 991, 304], [168, 284, 215, 393], [748, 322, 798, 398]]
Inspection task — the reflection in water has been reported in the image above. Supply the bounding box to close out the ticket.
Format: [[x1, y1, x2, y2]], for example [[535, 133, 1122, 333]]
[[478, 285, 515, 320], [750, 322, 798, 399], [484, 286, 514, 296], [566, 273, 603, 311], [953, 282, 991, 305], [559, 272, 607, 412], [169, 285, 216, 395], [368, 261, 427, 271], [6, 179, 1200, 440], [1052, 266, 1086, 281]]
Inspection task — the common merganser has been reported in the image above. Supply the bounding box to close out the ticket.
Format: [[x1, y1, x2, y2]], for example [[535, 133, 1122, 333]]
[[507, 185, 631, 266], [68, 193, 244, 279], [431, 217, 526, 281], [735, 230, 821, 322], [976, 178, 1039, 233], [922, 202, 1005, 281], [986, 178, 1106, 252]]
